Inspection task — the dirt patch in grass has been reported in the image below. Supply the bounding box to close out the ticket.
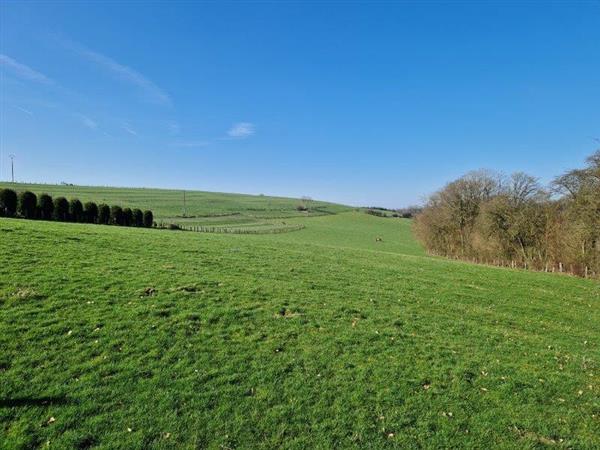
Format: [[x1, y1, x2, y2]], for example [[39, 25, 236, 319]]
[[142, 287, 156, 297], [275, 307, 302, 318], [177, 285, 200, 293], [9, 288, 45, 302]]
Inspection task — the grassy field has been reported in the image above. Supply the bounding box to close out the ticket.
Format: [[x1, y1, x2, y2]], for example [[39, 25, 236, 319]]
[[0, 183, 351, 233], [1, 208, 598, 449]]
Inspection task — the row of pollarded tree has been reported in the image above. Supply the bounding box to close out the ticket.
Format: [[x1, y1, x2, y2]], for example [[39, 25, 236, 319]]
[[414, 150, 600, 278], [0, 189, 154, 228]]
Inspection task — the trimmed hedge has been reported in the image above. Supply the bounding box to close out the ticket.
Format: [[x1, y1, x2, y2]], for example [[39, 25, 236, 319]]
[[0, 190, 153, 229], [39, 194, 54, 220], [143, 210, 153, 228], [84, 202, 99, 224], [54, 197, 69, 221], [98, 204, 110, 225], [110, 205, 124, 226], [69, 199, 84, 222], [18, 191, 37, 219], [133, 209, 143, 227], [0, 188, 18, 217], [123, 208, 133, 227]]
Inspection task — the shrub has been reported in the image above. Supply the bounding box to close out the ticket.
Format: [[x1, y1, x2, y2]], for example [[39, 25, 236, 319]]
[[84, 202, 99, 223], [123, 208, 133, 227], [110, 205, 124, 225], [39, 194, 54, 220], [133, 208, 144, 227], [53, 197, 69, 221], [396, 206, 422, 219], [0, 188, 18, 217], [98, 204, 110, 224], [143, 210, 153, 228], [69, 199, 84, 222], [365, 209, 385, 217], [18, 191, 38, 219], [296, 204, 308, 211]]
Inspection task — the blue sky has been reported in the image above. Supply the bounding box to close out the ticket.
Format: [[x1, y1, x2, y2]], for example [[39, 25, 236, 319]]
[[1, 2, 598, 207]]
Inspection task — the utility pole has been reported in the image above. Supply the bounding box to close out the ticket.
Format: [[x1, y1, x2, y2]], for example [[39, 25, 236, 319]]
[[9, 154, 15, 183]]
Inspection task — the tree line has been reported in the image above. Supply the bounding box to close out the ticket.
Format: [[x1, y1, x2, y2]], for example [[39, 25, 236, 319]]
[[0, 188, 154, 228], [414, 150, 600, 278], [365, 206, 422, 218]]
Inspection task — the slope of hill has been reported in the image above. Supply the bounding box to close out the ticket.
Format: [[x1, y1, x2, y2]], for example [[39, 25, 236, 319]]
[[256, 211, 424, 256], [1, 211, 598, 448], [0, 182, 351, 228]]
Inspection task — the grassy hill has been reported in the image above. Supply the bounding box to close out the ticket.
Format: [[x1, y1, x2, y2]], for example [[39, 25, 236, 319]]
[[255, 211, 424, 256], [0, 182, 352, 232], [1, 208, 598, 448]]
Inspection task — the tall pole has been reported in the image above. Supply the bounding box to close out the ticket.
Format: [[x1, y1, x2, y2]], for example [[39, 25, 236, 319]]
[[9, 154, 15, 183]]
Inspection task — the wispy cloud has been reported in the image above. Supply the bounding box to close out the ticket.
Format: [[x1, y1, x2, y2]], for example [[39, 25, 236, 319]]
[[172, 122, 256, 148], [227, 122, 255, 138], [170, 140, 210, 148], [122, 122, 138, 136], [0, 54, 54, 85], [76, 113, 98, 130], [61, 39, 171, 106], [167, 121, 181, 135], [15, 106, 34, 116]]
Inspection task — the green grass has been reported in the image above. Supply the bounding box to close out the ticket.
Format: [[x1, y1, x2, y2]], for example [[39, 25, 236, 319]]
[[1, 211, 598, 449], [0, 182, 350, 221], [255, 212, 424, 256], [0, 182, 353, 234]]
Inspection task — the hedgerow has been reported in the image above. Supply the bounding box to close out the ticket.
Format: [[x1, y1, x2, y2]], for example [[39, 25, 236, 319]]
[[98, 204, 110, 225], [53, 197, 70, 221], [0, 190, 153, 229], [123, 208, 133, 227], [69, 199, 84, 222], [39, 194, 54, 220], [84, 202, 99, 224], [143, 210, 153, 228], [18, 191, 37, 219], [0, 188, 18, 217], [133, 208, 143, 227], [110, 205, 124, 226]]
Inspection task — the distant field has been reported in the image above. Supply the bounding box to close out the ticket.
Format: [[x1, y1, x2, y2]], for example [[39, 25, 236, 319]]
[[256, 211, 424, 257], [0, 182, 352, 232], [1, 211, 598, 448]]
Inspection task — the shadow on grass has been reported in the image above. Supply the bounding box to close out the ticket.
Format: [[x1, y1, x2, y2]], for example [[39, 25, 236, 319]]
[[0, 396, 69, 408]]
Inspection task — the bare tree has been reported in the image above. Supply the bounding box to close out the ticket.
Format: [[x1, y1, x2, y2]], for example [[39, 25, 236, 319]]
[[414, 151, 600, 277]]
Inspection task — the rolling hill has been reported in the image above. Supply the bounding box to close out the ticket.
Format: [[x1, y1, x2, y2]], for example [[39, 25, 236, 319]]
[[0, 188, 598, 448]]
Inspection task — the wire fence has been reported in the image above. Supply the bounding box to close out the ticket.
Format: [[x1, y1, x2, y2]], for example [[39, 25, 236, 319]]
[[176, 223, 306, 235]]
